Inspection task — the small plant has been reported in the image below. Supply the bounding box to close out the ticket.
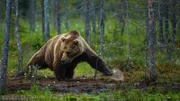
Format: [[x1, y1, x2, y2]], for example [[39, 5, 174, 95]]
[[66, 94, 78, 101], [15, 84, 53, 100]]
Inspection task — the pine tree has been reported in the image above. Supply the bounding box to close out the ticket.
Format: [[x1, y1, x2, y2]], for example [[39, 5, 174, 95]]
[[84, 0, 91, 44], [147, 0, 156, 81], [99, 0, 105, 56], [15, 0, 23, 76], [43, 0, 50, 41], [0, 0, 12, 94], [29, 0, 36, 33]]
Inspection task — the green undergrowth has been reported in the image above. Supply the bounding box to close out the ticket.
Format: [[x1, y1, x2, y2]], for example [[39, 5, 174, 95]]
[[28, 62, 95, 79], [1, 85, 179, 101]]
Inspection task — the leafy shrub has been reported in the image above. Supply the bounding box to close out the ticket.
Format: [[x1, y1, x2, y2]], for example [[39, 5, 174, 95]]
[[21, 33, 44, 50]]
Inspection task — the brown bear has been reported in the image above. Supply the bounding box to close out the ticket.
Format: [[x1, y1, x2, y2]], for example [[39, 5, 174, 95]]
[[24, 30, 112, 80]]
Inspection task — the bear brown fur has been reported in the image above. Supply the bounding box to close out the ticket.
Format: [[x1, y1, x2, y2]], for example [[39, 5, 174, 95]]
[[24, 30, 112, 80]]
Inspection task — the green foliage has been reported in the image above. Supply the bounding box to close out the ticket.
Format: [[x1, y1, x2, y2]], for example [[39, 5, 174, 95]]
[[75, 63, 95, 77], [110, 59, 139, 71], [21, 33, 44, 50], [12, 87, 180, 101], [79, 94, 99, 101], [0, 89, 6, 95], [16, 85, 54, 101], [98, 89, 180, 101], [65, 94, 78, 101]]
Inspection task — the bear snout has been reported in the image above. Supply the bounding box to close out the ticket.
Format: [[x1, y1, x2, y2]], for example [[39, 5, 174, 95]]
[[61, 60, 68, 64], [60, 58, 71, 64]]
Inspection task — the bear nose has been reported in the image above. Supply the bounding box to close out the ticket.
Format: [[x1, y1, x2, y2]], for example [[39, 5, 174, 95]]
[[61, 60, 66, 64]]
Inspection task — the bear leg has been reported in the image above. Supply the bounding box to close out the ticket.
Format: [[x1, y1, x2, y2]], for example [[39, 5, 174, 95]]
[[54, 64, 66, 80], [88, 56, 112, 76], [81, 50, 113, 76], [65, 67, 74, 79]]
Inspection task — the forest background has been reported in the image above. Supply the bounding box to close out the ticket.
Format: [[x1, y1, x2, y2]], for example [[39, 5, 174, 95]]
[[0, 0, 180, 100]]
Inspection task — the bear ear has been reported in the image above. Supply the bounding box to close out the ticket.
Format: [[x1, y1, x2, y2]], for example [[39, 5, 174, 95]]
[[61, 36, 66, 42], [73, 39, 79, 45], [70, 30, 80, 37]]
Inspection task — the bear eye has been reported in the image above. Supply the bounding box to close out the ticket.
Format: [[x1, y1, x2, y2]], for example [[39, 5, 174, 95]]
[[66, 52, 70, 54]]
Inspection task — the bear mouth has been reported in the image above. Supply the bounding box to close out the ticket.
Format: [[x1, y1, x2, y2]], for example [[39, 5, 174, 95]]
[[60, 61, 69, 64], [60, 59, 73, 65]]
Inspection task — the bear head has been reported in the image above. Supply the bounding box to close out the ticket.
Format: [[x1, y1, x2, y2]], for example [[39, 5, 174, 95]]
[[60, 30, 84, 64]]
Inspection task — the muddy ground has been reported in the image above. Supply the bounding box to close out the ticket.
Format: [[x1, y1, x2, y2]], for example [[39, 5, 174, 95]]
[[7, 76, 123, 94], [6, 76, 180, 94]]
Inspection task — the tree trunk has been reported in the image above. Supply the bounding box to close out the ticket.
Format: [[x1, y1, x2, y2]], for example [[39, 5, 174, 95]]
[[0, 0, 12, 94], [14, 0, 23, 75], [164, 1, 169, 44], [91, 0, 96, 33], [164, 0, 170, 61], [53, 0, 57, 28], [167, 0, 177, 63], [144, 5, 149, 79], [99, 0, 105, 56], [158, 0, 164, 52], [64, 0, 69, 31], [126, 0, 130, 59], [144, 22, 148, 79], [41, 0, 44, 36], [0, 1, 2, 28], [43, 0, 50, 41], [147, 0, 156, 81], [84, 0, 91, 44], [29, 0, 36, 33], [170, 0, 176, 45], [56, 0, 61, 34], [179, 0, 180, 32], [119, 0, 126, 36]]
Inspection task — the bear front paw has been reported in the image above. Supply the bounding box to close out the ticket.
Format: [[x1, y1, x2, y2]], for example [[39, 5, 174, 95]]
[[104, 72, 113, 76]]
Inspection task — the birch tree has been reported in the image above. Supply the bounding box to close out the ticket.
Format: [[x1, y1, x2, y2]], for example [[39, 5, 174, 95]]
[[0, 0, 12, 94]]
